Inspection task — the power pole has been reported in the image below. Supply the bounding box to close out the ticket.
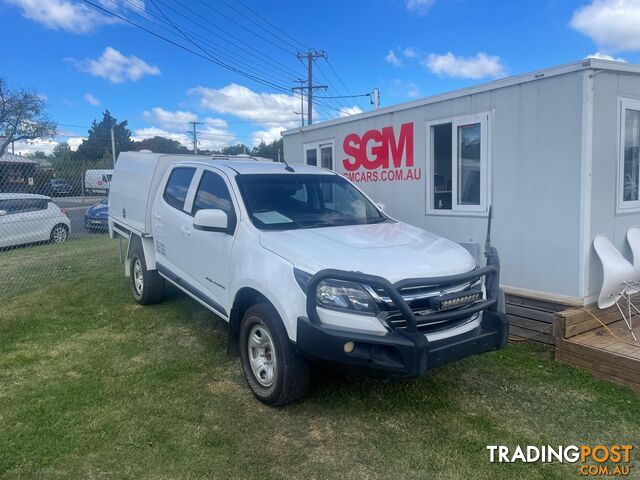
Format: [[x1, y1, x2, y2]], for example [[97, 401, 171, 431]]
[[371, 88, 380, 110], [189, 121, 202, 154], [296, 50, 328, 126], [291, 79, 307, 127], [110, 126, 116, 167]]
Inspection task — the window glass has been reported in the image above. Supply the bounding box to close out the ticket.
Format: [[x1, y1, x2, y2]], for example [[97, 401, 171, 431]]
[[192, 171, 237, 231], [457, 123, 481, 206], [320, 145, 333, 169], [236, 174, 386, 231], [432, 123, 452, 210], [163, 167, 195, 210], [2, 198, 48, 214], [306, 148, 317, 166], [624, 109, 640, 202]]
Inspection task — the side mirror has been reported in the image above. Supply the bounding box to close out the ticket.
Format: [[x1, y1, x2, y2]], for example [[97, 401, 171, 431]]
[[376, 202, 386, 212], [193, 209, 229, 233], [0, 210, 7, 217]]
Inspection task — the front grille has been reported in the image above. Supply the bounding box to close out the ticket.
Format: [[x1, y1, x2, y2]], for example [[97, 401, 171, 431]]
[[370, 279, 484, 332]]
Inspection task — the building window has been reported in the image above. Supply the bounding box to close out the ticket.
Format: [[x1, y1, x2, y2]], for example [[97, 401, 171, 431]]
[[304, 140, 334, 170], [619, 98, 640, 211], [427, 113, 490, 214]]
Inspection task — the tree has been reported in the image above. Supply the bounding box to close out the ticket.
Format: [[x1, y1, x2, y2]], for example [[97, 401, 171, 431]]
[[76, 110, 133, 162], [252, 138, 283, 160], [0, 78, 57, 157], [133, 136, 190, 154], [221, 144, 250, 156]]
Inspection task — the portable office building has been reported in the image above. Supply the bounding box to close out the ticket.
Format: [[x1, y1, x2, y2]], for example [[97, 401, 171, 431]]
[[282, 58, 640, 334]]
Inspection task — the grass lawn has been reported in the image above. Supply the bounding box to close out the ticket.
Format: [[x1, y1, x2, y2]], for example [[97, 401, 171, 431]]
[[1, 236, 639, 479]]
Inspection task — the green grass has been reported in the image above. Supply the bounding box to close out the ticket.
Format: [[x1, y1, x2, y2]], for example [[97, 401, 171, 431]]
[[0, 237, 639, 479]]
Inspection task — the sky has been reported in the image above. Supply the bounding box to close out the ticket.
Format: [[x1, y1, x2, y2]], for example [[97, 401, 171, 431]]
[[1, 0, 640, 154]]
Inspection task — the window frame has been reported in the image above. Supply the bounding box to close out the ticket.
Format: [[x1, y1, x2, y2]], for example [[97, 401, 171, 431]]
[[617, 97, 640, 213], [426, 112, 492, 216], [303, 139, 335, 170], [190, 168, 238, 234]]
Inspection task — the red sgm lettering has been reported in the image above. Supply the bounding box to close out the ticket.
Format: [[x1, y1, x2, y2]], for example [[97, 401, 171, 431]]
[[342, 122, 413, 171]]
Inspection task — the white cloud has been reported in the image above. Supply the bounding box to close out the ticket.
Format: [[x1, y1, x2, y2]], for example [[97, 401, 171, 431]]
[[68, 47, 160, 84], [250, 127, 285, 145], [586, 51, 627, 61], [189, 83, 299, 128], [403, 47, 419, 58], [11, 138, 59, 155], [406, 0, 434, 15], [67, 137, 84, 151], [423, 52, 506, 79], [4, 0, 115, 33], [133, 124, 235, 151], [143, 107, 197, 129], [4, 0, 144, 34], [338, 106, 364, 118], [385, 50, 403, 67], [84, 93, 101, 106], [393, 79, 421, 98], [571, 0, 640, 52]]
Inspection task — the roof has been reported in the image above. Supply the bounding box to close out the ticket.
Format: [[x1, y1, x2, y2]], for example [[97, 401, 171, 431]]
[[283, 58, 640, 136], [177, 159, 333, 175], [0, 152, 37, 164], [0, 193, 50, 200]]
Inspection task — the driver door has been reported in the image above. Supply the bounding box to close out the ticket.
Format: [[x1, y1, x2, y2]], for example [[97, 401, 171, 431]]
[[186, 168, 238, 315]]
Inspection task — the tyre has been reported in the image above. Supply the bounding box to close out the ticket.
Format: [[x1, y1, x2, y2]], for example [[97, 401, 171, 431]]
[[50, 224, 68, 243], [129, 249, 165, 305], [239, 303, 310, 406]]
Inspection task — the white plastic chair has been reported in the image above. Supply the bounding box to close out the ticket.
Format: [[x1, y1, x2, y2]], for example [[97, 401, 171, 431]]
[[626, 227, 640, 282], [594, 235, 638, 342]]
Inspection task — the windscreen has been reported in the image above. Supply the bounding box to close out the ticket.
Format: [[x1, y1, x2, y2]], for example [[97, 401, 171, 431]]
[[235, 174, 387, 230]]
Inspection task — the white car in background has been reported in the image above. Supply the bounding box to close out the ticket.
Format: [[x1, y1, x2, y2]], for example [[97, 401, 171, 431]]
[[0, 193, 70, 248]]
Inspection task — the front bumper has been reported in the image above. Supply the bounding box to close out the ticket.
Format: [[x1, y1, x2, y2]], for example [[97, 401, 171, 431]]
[[296, 310, 508, 377], [295, 251, 508, 377]]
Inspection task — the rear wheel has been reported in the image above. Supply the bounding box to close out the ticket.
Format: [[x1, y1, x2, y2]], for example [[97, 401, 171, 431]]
[[239, 303, 310, 406], [50, 224, 68, 243], [129, 249, 164, 305]]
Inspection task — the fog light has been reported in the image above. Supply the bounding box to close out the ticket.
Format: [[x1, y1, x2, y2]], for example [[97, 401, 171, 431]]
[[343, 341, 355, 354]]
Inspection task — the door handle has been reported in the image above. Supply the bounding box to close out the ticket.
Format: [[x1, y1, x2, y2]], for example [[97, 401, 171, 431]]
[[153, 212, 161, 220], [181, 226, 191, 236]]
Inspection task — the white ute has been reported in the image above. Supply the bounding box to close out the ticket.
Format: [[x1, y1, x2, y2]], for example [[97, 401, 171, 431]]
[[109, 152, 508, 405]]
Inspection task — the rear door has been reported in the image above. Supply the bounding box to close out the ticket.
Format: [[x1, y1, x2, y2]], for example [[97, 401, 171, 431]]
[[152, 166, 197, 281]]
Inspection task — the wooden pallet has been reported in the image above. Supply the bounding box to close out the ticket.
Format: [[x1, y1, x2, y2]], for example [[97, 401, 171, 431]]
[[554, 303, 640, 394], [505, 294, 567, 345]]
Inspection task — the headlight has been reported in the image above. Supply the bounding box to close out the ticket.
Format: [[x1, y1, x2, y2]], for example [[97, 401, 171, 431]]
[[316, 280, 378, 314]]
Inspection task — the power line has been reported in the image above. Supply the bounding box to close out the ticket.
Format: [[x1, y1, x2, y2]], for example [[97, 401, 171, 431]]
[[233, 0, 311, 52], [193, 0, 297, 55], [81, 0, 293, 94], [109, 0, 299, 84], [152, 0, 301, 78]]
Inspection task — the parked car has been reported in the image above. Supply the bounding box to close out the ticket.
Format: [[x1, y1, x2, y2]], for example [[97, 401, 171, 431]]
[[45, 178, 73, 197], [84, 198, 109, 231], [109, 152, 508, 406], [84, 169, 113, 195], [0, 193, 70, 248]]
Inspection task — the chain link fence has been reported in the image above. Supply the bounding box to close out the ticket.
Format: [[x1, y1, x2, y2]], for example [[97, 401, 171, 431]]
[[0, 156, 124, 298]]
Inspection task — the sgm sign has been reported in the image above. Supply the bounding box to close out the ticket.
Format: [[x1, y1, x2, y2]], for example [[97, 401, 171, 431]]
[[342, 122, 422, 182]]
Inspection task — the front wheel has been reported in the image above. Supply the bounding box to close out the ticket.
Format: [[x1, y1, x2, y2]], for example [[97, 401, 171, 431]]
[[129, 250, 164, 305], [239, 303, 310, 406]]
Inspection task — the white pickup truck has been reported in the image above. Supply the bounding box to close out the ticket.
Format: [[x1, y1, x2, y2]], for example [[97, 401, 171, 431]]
[[109, 152, 508, 405]]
